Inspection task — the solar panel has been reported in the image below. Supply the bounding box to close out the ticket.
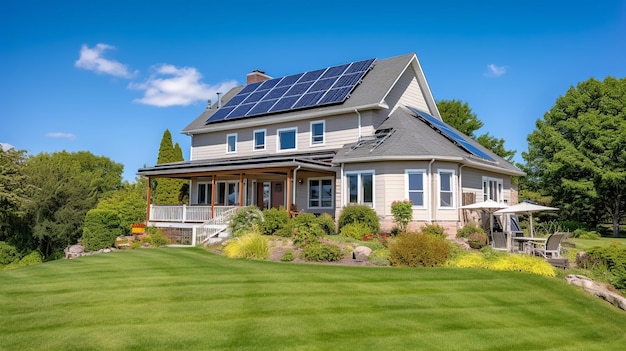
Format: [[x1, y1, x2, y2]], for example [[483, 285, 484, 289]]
[[407, 106, 496, 162], [206, 58, 375, 124]]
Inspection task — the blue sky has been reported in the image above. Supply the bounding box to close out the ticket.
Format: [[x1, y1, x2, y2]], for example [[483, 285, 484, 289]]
[[2, 1, 625, 182]]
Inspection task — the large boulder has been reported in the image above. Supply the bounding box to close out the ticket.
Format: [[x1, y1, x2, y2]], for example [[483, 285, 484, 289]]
[[64, 244, 85, 259], [352, 246, 372, 261], [565, 274, 626, 311]]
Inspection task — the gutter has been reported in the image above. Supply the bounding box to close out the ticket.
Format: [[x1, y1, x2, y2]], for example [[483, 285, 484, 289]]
[[428, 158, 435, 224]]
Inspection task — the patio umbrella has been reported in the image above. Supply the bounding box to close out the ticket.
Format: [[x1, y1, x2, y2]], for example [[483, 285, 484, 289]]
[[494, 202, 558, 237], [460, 200, 507, 237]]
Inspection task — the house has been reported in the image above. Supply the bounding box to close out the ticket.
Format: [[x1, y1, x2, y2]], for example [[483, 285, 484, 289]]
[[137, 53, 524, 244]]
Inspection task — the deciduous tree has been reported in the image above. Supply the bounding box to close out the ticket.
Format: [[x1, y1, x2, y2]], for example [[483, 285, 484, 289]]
[[523, 76, 626, 237]]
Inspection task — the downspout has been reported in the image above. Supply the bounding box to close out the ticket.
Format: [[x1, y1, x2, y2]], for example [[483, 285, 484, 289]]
[[292, 164, 301, 206], [428, 159, 435, 224], [340, 163, 345, 208], [355, 109, 362, 139], [458, 164, 466, 228]]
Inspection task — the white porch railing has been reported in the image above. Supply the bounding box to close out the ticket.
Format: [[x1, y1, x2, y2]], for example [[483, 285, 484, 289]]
[[149, 205, 236, 222], [193, 207, 240, 245]]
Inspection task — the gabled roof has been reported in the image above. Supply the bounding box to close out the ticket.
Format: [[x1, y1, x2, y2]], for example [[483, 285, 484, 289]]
[[182, 53, 438, 134], [333, 106, 525, 176]]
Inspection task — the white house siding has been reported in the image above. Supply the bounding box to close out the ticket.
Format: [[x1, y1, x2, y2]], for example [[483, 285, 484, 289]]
[[191, 112, 373, 161], [461, 168, 513, 205], [391, 69, 430, 113]]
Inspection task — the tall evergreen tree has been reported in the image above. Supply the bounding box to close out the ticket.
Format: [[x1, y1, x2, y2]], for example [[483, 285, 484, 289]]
[[153, 130, 188, 205]]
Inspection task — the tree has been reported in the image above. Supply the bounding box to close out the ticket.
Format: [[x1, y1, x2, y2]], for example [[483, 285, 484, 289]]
[[23, 151, 123, 258], [0, 147, 32, 250], [523, 76, 626, 237], [437, 99, 516, 161], [95, 178, 147, 235], [153, 129, 188, 204]]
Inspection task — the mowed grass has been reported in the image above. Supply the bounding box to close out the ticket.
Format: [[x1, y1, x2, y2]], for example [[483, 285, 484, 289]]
[[1, 248, 625, 350]]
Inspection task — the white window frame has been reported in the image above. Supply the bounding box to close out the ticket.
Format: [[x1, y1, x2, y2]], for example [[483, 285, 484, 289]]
[[310, 120, 325, 146], [277, 127, 297, 152], [345, 170, 375, 208], [308, 177, 334, 209], [438, 169, 455, 209], [226, 133, 237, 153], [482, 176, 504, 202], [405, 169, 426, 208], [253, 129, 266, 151], [196, 182, 212, 205]]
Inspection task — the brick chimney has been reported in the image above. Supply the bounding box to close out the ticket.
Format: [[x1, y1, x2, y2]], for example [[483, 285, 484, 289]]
[[246, 69, 272, 84]]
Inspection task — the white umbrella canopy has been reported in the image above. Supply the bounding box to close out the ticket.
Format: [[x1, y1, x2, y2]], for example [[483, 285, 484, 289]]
[[494, 202, 559, 237], [460, 200, 508, 236]]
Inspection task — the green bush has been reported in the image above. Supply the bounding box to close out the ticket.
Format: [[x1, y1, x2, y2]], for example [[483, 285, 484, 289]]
[[388, 232, 451, 267], [294, 213, 326, 237], [81, 209, 123, 251], [0, 241, 20, 265], [280, 249, 295, 262], [340, 222, 372, 240], [317, 213, 337, 235], [144, 227, 171, 247], [448, 247, 556, 277], [457, 222, 485, 239], [259, 207, 290, 236], [3, 250, 43, 270], [586, 243, 626, 290], [391, 200, 413, 232], [302, 243, 343, 262], [572, 229, 601, 240], [468, 232, 487, 249], [338, 205, 380, 233], [229, 206, 264, 237], [368, 248, 390, 266], [223, 231, 269, 259], [421, 224, 446, 238]]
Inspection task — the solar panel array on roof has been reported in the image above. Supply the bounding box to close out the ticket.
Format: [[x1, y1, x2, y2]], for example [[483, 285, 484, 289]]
[[407, 106, 496, 162], [206, 58, 375, 124]]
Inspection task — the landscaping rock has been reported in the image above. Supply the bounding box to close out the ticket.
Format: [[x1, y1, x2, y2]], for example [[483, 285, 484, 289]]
[[352, 246, 372, 261], [565, 274, 626, 311], [64, 244, 85, 259]]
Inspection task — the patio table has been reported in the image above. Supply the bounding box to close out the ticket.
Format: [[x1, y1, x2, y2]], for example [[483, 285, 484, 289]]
[[512, 237, 547, 254]]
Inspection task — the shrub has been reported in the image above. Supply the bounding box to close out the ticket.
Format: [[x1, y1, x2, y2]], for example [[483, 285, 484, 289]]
[[259, 207, 290, 236], [363, 233, 391, 247], [391, 200, 413, 232], [421, 224, 446, 238], [144, 226, 171, 247], [457, 222, 485, 239], [340, 222, 372, 240], [368, 248, 390, 266], [338, 205, 380, 233], [292, 227, 320, 248], [572, 229, 601, 240], [317, 213, 337, 235], [280, 249, 295, 262], [3, 251, 43, 270], [229, 206, 264, 237], [447, 247, 556, 277], [468, 232, 488, 249], [81, 209, 123, 251], [586, 243, 626, 290], [294, 213, 326, 237], [0, 241, 20, 265], [388, 232, 451, 267], [223, 231, 269, 259], [302, 243, 343, 262]]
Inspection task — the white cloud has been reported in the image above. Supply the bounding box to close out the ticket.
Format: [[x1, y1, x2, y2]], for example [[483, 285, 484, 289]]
[[129, 64, 238, 107], [1, 142, 15, 151], [485, 64, 507, 77], [75, 43, 135, 78], [46, 132, 76, 140]]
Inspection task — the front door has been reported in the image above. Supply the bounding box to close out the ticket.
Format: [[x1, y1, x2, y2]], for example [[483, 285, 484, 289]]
[[271, 181, 284, 209]]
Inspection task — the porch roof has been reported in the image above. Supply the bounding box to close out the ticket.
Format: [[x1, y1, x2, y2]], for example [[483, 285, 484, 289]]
[[137, 151, 337, 178]]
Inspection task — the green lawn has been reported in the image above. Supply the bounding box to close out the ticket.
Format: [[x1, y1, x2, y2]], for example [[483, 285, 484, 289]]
[[568, 237, 626, 251], [1, 248, 625, 350]]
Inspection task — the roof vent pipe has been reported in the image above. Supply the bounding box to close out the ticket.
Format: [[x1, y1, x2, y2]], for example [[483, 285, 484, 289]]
[[216, 92, 222, 109]]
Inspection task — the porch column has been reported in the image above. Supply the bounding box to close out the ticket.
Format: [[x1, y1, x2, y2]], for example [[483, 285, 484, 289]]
[[145, 176, 151, 222], [239, 173, 244, 206], [211, 175, 216, 218], [286, 168, 292, 213]]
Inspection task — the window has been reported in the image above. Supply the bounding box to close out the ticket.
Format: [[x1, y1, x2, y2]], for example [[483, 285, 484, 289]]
[[226, 133, 237, 153], [253, 129, 266, 151], [309, 178, 333, 208], [346, 171, 374, 207], [483, 177, 503, 202], [406, 170, 425, 207], [216, 182, 239, 205], [310, 120, 325, 146], [277, 127, 297, 151], [439, 170, 455, 208], [197, 183, 212, 204]]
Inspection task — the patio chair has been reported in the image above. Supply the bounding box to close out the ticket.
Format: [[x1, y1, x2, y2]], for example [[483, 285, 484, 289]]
[[533, 232, 567, 258], [491, 232, 507, 251]]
